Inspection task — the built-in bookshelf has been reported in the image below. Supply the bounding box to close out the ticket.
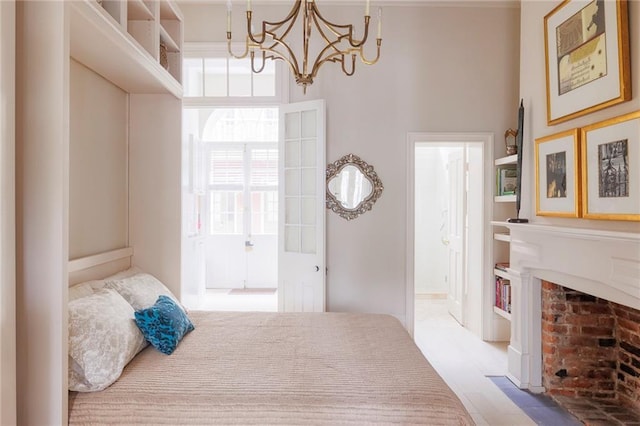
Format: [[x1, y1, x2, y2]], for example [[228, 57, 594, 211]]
[[491, 152, 518, 330], [494, 232, 511, 242], [494, 267, 511, 320], [493, 305, 511, 321], [495, 154, 518, 200], [72, 0, 184, 93]]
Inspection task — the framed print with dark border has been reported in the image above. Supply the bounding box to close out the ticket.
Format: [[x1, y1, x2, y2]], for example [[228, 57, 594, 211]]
[[544, 0, 631, 125], [580, 110, 640, 221], [535, 129, 581, 217]]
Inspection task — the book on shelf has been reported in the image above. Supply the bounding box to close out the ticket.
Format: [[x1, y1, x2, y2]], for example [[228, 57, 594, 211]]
[[495, 262, 509, 271], [495, 276, 511, 313], [496, 167, 517, 196]]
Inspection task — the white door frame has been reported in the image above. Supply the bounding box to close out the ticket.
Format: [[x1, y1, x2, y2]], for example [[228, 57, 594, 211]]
[[405, 132, 494, 339]]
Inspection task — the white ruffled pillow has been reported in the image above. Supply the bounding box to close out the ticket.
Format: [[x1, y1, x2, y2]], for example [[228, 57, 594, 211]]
[[68, 289, 147, 392], [68, 266, 143, 301], [68, 281, 94, 301], [104, 272, 185, 312], [87, 266, 143, 292]]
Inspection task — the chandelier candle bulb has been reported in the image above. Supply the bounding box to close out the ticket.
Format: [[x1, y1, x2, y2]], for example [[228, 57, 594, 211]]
[[377, 8, 382, 38], [226, 2, 231, 32], [366, 0, 370, 16], [247, 0, 251, 12]]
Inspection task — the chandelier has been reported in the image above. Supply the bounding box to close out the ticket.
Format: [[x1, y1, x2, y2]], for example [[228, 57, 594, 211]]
[[226, 0, 382, 93]]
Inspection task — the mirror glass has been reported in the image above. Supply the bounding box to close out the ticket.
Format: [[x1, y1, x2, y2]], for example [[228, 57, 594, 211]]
[[327, 165, 373, 210]]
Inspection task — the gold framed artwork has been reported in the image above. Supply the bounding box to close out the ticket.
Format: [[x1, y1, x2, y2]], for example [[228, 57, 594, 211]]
[[535, 129, 581, 218], [544, 0, 631, 125], [580, 110, 640, 221]]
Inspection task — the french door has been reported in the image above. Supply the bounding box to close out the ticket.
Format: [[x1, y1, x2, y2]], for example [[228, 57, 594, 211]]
[[205, 143, 278, 289], [278, 100, 326, 312]]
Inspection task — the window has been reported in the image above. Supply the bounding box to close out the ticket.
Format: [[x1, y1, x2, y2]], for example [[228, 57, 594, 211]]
[[203, 140, 278, 236], [183, 43, 286, 239], [184, 107, 279, 237], [182, 43, 288, 102]]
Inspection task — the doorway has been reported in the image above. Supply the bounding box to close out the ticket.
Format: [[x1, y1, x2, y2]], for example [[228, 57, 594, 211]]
[[183, 107, 279, 312], [406, 132, 493, 340], [182, 101, 327, 313]]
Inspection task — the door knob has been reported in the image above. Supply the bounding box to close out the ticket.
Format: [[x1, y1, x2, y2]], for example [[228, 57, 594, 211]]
[[315, 265, 320, 272], [441, 238, 450, 245]]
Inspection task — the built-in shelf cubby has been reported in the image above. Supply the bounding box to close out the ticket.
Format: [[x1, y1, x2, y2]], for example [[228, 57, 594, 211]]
[[490, 153, 518, 341], [76, 0, 183, 91], [159, 1, 183, 82]]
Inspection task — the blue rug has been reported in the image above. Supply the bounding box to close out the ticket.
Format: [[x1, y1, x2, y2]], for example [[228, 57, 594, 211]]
[[487, 376, 582, 426]]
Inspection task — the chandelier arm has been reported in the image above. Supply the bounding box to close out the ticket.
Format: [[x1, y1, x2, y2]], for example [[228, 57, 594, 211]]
[[267, 53, 299, 80], [307, 11, 359, 70], [309, 10, 352, 53], [227, 33, 251, 59], [250, 50, 268, 73], [308, 34, 351, 77], [309, 51, 348, 79], [262, 35, 302, 77], [246, 11, 266, 45], [247, 1, 301, 45], [358, 38, 382, 65], [340, 54, 357, 76], [263, 48, 310, 89], [310, 2, 370, 48]]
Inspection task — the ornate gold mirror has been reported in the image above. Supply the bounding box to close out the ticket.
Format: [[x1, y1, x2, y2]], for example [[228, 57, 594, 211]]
[[326, 154, 384, 220]]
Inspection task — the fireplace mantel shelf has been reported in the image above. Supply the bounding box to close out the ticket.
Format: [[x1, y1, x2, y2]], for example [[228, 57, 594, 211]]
[[491, 221, 640, 243]]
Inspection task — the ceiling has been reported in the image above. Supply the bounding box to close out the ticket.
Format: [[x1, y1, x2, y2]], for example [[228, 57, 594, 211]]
[[180, 0, 520, 8]]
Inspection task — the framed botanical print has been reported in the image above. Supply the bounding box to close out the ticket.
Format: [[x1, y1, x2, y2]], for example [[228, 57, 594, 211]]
[[535, 129, 581, 217], [544, 0, 631, 125], [580, 110, 640, 221]]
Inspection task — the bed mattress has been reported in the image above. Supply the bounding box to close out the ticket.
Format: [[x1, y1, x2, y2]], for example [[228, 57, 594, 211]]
[[69, 311, 474, 425]]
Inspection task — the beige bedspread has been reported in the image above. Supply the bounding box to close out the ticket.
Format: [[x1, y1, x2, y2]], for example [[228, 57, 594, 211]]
[[69, 311, 474, 425]]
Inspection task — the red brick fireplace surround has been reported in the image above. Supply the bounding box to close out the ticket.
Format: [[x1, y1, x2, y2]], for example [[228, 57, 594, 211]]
[[541, 280, 640, 424]]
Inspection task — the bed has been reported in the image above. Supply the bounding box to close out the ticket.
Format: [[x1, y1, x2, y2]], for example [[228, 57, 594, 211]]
[[67, 251, 474, 425]]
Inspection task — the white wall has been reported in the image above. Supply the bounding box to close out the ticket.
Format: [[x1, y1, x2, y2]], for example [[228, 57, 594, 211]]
[[129, 95, 183, 298], [0, 1, 16, 424], [69, 60, 128, 259], [182, 3, 521, 323], [519, 1, 640, 234], [415, 147, 451, 295]]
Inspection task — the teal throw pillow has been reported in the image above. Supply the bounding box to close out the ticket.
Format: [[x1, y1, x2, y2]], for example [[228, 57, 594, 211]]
[[134, 295, 194, 355]]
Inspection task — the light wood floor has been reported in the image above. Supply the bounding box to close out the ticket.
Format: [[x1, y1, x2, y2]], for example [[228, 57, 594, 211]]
[[414, 298, 536, 425], [197, 288, 278, 311]]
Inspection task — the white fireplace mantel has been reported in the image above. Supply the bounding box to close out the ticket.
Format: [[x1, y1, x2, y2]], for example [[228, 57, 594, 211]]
[[505, 222, 640, 310], [493, 222, 640, 392]]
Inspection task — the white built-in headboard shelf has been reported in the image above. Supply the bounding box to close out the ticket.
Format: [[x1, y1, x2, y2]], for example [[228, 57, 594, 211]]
[[68, 247, 134, 285], [68, 247, 133, 272]]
